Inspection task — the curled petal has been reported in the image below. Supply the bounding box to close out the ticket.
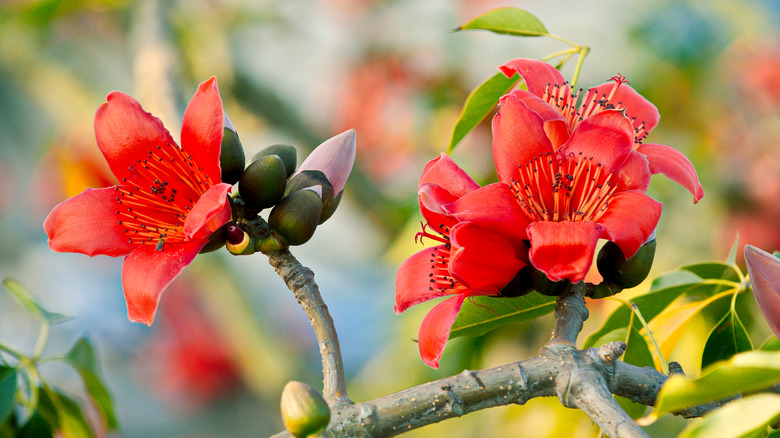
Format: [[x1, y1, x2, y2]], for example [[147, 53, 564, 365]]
[[394, 245, 453, 314], [181, 77, 224, 185], [183, 183, 232, 240], [587, 81, 660, 135], [499, 58, 567, 98], [493, 93, 553, 183], [44, 187, 136, 257], [745, 245, 780, 339], [636, 143, 704, 203], [95, 92, 176, 182], [507, 90, 569, 149], [419, 153, 479, 197], [447, 183, 530, 244], [527, 221, 603, 283], [122, 240, 206, 325], [418, 183, 460, 229], [449, 222, 527, 292], [615, 150, 652, 192], [598, 191, 662, 259], [417, 295, 466, 368], [560, 110, 635, 171]]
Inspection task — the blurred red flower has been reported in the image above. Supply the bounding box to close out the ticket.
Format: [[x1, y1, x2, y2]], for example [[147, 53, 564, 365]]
[[44, 78, 232, 325]]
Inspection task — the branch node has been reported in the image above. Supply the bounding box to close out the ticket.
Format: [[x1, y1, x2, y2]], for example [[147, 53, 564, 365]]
[[358, 404, 377, 432], [459, 369, 485, 389], [597, 341, 627, 366], [668, 361, 685, 377]]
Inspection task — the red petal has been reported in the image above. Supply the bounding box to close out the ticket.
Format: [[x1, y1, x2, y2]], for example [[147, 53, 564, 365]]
[[44, 187, 136, 257], [417, 295, 466, 368], [560, 110, 635, 171], [181, 77, 224, 185], [745, 245, 780, 339], [449, 222, 527, 292], [598, 191, 662, 259], [587, 82, 660, 135], [122, 240, 205, 325], [418, 183, 460, 230], [615, 150, 651, 192], [499, 58, 566, 98], [183, 183, 232, 240], [447, 182, 530, 244], [419, 153, 479, 197], [509, 90, 569, 149], [527, 221, 602, 283], [636, 143, 704, 203], [394, 245, 452, 314], [493, 93, 553, 183], [95, 92, 176, 182]]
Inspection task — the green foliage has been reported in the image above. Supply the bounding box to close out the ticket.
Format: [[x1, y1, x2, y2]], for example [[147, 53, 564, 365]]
[[678, 394, 780, 438], [701, 309, 752, 369], [0, 366, 16, 425], [2, 279, 71, 325], [456, 7, 548, 37], [64, 337, 119, 430], [449, 292, 556, 339]]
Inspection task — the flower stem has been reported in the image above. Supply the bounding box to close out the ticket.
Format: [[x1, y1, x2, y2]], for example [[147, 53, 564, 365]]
[[266, 249, 352, 406]]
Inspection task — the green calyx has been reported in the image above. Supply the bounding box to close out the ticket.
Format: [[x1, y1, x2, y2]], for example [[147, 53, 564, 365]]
[[239, 155, 288, 211], [596, 239, 657, 290], [252, 144, 298, 178], [220, 127, 246, 185], [498, 266, 534, 297], [268, 189, 323, 246], [285, 170, 341, 224], [530, 266, 570, 297], [280, 381, 330, 438]]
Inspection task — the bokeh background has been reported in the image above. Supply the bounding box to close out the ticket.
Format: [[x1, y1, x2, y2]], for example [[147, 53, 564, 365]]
[[1, 0, 779, 436]]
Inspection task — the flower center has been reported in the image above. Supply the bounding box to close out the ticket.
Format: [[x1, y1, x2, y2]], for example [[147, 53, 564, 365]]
[[510, 152, 618, 223], [416, 223, 471, 295], [115, 143, 214, 248]]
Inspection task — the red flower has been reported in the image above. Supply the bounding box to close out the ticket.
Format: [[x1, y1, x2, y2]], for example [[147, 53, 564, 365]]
[[745, 245, 780, 339], [498, 58, 704, 203], [44, 78, 232, 325], [395, 154, 527, 368], [456, 91, 663, 284]]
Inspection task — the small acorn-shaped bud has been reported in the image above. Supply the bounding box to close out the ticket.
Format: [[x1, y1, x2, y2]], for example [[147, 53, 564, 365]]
[[239, 155, 288, 211], [252, 144, 297, 178], [199, 223, 228, 253], [225, 224, 253, 255], [498, 266, 534, 297], [285, 170, 336, 225], [597, 238, 657, 289], [220, 113, 246, 185], [530, 265, 570, 296], [280, 381, 330, 438], [268, 188, 323, 246]]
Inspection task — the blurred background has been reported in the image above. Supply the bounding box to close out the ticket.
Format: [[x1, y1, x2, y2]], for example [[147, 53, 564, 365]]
[[1, 0, 779, 436]]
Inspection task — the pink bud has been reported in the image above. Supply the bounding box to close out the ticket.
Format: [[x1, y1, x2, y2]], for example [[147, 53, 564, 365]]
[[745, 245, 780, 338], [294, 129, 356, 195]]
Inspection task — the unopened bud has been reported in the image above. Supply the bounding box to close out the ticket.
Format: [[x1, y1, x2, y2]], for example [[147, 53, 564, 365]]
[[745, 245, 780, 339], [252, 144, 298, 178], [225, 224, 252, 254], [285, 170, 338, 224], [220, 112, 246, 185], [239, 155, 288, 211], [597, 239, 656, 289], [280, 381, 330, 438], [268, 189, 323, 246]]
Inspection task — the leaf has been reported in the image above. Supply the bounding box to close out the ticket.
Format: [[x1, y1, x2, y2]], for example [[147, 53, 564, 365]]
[[2, 279, 72, 325], [456, 7, 548, 37], [38, 386, 93, 438], [656, 350, 780, 415], [64, 337, 119, 430], [760, 337, 780, 352], [678, 394, 780, 438], [726, 234, 740, 266], [447, 71, 519, 153], [680, 262, 741, 283], [701, 310, 753, 369], [17, 412, 54, 438], [449, 292, 556, 339], [0, 366, 16, 425]]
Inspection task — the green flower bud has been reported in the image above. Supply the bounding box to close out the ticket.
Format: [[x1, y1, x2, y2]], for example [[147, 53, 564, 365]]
[[239, 155, 288, 211], [530, 265, 570, 296], [199, 223, 228, 253], [280, 381, 330, 438], [252, 144, 298, 178], [597, 238, 657, 289], [498, 266, 534, 297], [220, 113, 246, 185], [285, 170, 336, 225], [268, 189, 323, 246]]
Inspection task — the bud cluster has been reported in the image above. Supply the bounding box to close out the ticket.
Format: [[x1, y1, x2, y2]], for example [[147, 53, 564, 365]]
[[205, 113, 356, 255]]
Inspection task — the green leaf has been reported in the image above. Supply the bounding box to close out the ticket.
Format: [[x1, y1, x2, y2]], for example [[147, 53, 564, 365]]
[[38, 386, 93, 438], [679, 394, 780, 438], [449, 292, 556, 339], [0, 366, 17, 425], [447, 71, 519, 153], [656, 351, 780, 415], [64, 337, 119, 430], [701, 310, 753, 369], [457, 7, 548, 37], [2, 279, 72, 325], [680, 262, 741, 283], [760, 337, 780, 352], [726, 234, 740, 266], [17, 412, 54, 438]]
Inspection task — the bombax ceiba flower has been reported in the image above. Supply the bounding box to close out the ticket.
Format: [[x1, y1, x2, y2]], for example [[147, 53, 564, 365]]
[[745, 245, 780, 338], [44, 78, 232, 325]]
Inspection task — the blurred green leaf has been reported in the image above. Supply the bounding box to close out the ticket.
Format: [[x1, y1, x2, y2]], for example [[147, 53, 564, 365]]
[[0, 366, 16, 425], [447, 71, 519, 153], [38, 386, 93, 438], [701, 310, 753, 369], [726, 235, 740, 266], [678, 394, 780, 438], [17, 412, 53, 438], [456, 7, 548, 37], [449, 292, 556, 339], [2, 279, 72, 325], [760, 337, 780, 351], [680, 262, 741, 283], [64, 337, 118, 430], [656, 351, 780, 415]]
